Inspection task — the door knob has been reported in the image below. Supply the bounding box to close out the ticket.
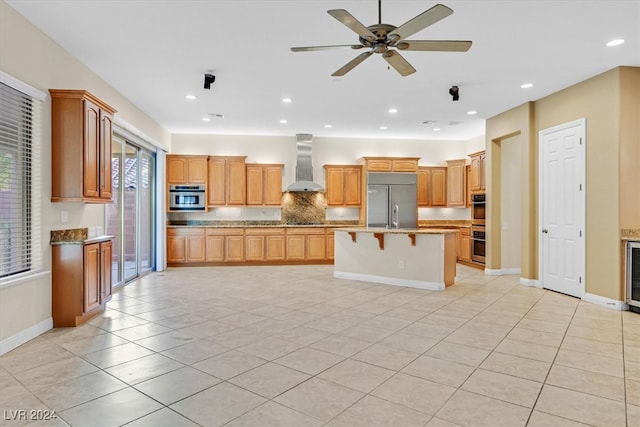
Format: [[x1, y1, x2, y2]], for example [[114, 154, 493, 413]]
[[542, 228, 548, 234]]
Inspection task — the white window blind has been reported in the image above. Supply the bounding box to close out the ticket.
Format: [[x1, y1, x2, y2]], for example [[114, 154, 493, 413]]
[[0, 81, 42, 280]]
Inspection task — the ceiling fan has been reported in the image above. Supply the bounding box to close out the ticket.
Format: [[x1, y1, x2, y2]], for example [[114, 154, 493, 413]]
[[291, 1, 472, 77]]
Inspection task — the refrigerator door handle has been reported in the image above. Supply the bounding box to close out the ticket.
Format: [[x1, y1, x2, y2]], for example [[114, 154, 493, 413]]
[[392, 204, 399, 229]]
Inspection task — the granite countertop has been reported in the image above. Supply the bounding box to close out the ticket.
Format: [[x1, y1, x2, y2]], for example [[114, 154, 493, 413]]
[[167, 220, 360, 228], [418, 220, 472, 228], [622, 229, 640, 241], [50, 228, 114, 245], [336, 227, 458, 235]]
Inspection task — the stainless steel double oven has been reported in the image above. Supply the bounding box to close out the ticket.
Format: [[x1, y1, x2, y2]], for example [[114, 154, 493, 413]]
[[471, 193, 486, 264]]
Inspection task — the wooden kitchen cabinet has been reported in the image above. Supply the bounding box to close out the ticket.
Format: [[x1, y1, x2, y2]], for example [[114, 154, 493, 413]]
[[167, 155, 208, 185], [360, 157, 420, 172], [326, 229, 335, 260], [286, 228, 326, 261], [458, 227, 471, 262], [208, 156, 247, 206], [50, 90, 116, 203], [245, 228, 285, 261], [417, 167, 447, 207], [52, 238, 112, 327], [246, 164, 284, 206], [446, 159, 467, 208], [167, 227, 205, 263], [324, 165, 362, 206], [469, 150, 486, 192], [205, 228, 244, 262]]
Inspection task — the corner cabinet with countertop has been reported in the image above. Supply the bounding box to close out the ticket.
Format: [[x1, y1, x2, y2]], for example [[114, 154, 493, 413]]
[[51, 230, 113, 327], [50, 89, 116, 203]]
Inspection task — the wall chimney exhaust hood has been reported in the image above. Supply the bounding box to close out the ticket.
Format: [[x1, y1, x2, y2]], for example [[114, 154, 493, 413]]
[[286, 134, 324, 192]]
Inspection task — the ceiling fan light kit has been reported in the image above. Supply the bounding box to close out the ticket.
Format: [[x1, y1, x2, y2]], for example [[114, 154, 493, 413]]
[[291, 1, 472, 77]]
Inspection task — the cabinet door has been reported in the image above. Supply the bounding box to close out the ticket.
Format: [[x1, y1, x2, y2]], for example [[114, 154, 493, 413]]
[[367, 159, 393, 172], [431, 168, 447, 206], [227, 158, 247, 205], [205, 235, 225, 262], [188, 157, 208, 183], [187, 235, 206, 262], [265, 235, 286, 261], [83, 100, 101, 199], [246, 165, 264, 205], [226, 236, 245, 262], [167, 235, 187, 263], [392, 159, 418, 172], [167, 156, 188, 184], [100, 241, 112, 303], [306, 235, 326, 260], [326, 233, 335, 260], [99, 110, 113, 200], [264, 166, 283, 205], [460, 234, 471, 262], [83, 243, 101, 313], [325, 167, 345, 206], [446, 160, 466, 207], [245, 235, 265, 261], [479, 153, 486, 190], [208, 158, 226, 205], [344, 167, 361, 206], [286, 235, 305, 260], [417, 168, 431, 207]]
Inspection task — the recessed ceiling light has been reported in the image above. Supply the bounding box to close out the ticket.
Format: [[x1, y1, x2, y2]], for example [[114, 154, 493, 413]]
[[606, 39, 625, 47], [324, 124, 333, 128], [279, 119, 288, 124], [433, 128, 441, 131], [202, 117, 211, 122], [388, 108, 398, 114], [521, 83, 533, 89], [185, 94, 197, 100], [282, 97, 293, 103], [379, 126, 388, 130], [467, 111, 477, 115]]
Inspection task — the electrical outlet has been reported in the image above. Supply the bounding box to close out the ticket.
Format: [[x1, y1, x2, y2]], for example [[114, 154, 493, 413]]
[[399, 260, 405, 269], [60, 210, 68, 223]]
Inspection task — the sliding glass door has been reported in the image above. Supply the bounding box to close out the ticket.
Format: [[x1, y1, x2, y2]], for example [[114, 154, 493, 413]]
[[107, 135, 155, 286]]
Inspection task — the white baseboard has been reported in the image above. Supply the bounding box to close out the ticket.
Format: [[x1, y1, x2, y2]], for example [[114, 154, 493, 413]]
[[0, 318, 52, 356], [485, 268, 521, 276], [520, 277, 541, 288], [582, 293, 629, 311], [334, 271, 445, 291]]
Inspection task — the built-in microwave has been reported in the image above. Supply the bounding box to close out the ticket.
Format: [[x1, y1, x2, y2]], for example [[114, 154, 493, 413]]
[[168, 185, 206, 211]]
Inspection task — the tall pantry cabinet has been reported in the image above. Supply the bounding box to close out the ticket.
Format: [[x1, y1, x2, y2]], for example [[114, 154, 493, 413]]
[[50, 90, 116, 203]]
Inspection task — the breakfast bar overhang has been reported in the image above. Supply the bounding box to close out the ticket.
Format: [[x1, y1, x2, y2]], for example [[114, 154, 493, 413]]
[[333, 228, 458, 290]]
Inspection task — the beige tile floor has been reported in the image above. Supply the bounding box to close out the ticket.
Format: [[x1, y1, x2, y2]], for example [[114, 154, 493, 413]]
[[1, 264, 639, 427]]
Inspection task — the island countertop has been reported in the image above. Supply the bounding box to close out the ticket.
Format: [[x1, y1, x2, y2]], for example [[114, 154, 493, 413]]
[[336, 227, 458, 235]]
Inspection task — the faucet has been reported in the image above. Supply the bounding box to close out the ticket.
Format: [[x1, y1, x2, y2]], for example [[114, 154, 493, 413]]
[[392, 204, 399, 229]]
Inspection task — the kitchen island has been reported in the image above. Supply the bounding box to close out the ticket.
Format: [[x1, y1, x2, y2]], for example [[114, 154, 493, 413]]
[[334, 228, 458, 290]]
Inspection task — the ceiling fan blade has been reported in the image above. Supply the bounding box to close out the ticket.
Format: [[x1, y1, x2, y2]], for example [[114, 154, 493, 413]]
[[388, 4, 453, 42], [397, 40, 472, 52], [331, 51, 373, 76], [291, 44, 363, 52], [382, 50, 416, 76], [328, 9, 376, 42]]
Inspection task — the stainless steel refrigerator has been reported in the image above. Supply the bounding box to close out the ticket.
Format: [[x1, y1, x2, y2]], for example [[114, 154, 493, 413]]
[[366, 172, 418, 229]]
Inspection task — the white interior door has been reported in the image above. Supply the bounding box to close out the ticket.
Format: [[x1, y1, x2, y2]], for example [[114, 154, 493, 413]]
[[539, 119, 585, 298]]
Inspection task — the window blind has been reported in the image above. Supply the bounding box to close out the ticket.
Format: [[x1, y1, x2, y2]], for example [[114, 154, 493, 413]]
[[0, 82, 42, 279]]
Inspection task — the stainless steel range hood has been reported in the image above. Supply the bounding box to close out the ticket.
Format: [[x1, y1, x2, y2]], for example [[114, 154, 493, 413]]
[[286, 134, 324, 192]]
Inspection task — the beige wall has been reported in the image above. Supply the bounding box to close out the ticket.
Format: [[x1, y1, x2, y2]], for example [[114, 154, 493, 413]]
[[500, 134, 522, 270], [0, 0, 169, 348], [486, 67, 639, 301]]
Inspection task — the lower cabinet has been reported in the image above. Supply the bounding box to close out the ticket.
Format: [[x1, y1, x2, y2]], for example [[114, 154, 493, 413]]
[[458, 227, 471, 262], [285, 228, 326, 261], [167, 227, 205, 263], [52, 238, 112, 327], [245, 228, 285, 262], [205, 228, 244, 262]]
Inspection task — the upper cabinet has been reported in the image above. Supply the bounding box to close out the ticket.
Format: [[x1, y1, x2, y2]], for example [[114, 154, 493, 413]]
[[360, 156, 420, 172], [246, 164, 284, 206], [324, 165, 362, 206], [417, 167, 447, 207], [469, 150, 486, 193], [167, 155, 208, 185], [208, 156, 247, 206], [446, 159, 467, 207], [50, 89, 116, 203]]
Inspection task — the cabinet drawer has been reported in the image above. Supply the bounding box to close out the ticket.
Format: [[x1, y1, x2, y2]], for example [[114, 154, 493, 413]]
[[244, 228, 285, 235], [205, 228, 243, 236], [285, 227, 326, 235], [167, 227, 204, 236]]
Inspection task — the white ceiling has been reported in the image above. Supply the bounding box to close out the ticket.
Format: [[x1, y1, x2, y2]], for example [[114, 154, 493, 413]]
[[7, 0, 640, 141]]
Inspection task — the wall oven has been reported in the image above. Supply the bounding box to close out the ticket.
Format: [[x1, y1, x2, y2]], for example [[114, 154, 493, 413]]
[[628, 241, 640, 313], [471, 193, 486, 226], [471, 225, 486, 264], [168, 185, 206, 211]]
